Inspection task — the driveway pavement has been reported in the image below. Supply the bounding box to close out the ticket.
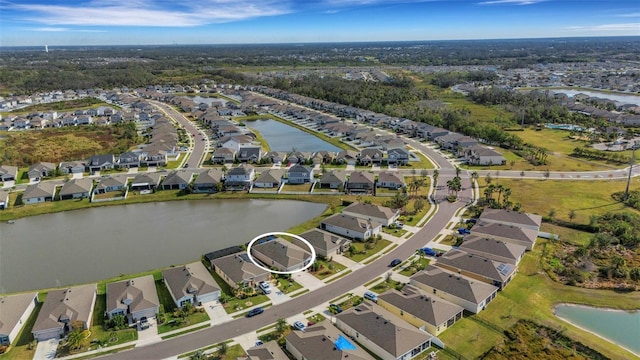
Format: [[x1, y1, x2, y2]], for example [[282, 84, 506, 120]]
[[34, 338, 60, 360]]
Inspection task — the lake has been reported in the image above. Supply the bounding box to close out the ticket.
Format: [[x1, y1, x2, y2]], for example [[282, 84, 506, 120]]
[[246, 119, 342, 153], [555, 304, 640, 356], [551, 89, 640, 106], [0, 199, 326, 293]]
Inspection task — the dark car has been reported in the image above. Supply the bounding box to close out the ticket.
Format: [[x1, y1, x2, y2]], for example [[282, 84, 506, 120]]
[[329, 304, 342, 314], [246, 307, 264, 317], [458, 228, 471, 235], [139, 316, 149, 330], [389, 258, 402, 267]]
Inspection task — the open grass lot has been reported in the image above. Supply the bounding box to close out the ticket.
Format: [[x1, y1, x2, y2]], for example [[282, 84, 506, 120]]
[[345, 239, 392, 263], [439, 240, 640, 360], [478, 178, 640, 224], [539, 223, 593, 247]]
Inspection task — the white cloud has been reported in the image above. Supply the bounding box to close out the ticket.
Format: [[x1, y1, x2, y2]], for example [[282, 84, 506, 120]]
[[565, 23, 640, 32], [10, 0, 291, 27], [617, 12, 640, 18], [478, 0, 546, 5], [28, 27, 107, 32]]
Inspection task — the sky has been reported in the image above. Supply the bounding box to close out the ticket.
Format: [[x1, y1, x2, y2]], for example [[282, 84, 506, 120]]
[[0, 0, 639, 46]]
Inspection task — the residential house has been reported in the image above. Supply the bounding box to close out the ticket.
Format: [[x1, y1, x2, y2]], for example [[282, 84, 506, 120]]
[[386, 148, 410, 165], [225, 164, 255, 190], [32, 284, 97, 341], [211, 147, 236, 164], [417, 125, 448, 141], [141, 144, 168, 167], [161, 170, 194, 190], [251, 237, 312, 272], [377, 285, 464, 336], [285, 320, 374, 360], [86, 154, 115, 173], [59, 161, 85, 174], [263, 151, 287, 165], [237, 146, 263, 163], [477, 208, 542, 232], [0, 191, 8, 209], [435, 249, 516, 290], [220, 135, 254, 152], [470, 221, 539, 251], [286, 152, 311, 165], [464, 145, 506, 166], [0, 165, 18, 182], [334, 150, 358, 165], [22, 182, 57, 204], [192, 168, 224, 193], [320, 214, 382, 241], [162, 262, 221, 308], [130, 173, 162, 192], [298, 228, 351, 258], [410, 265, 498, 314], [117, 152, 142, 168], [346, 171, 376, 194], [106, 275, 160, 323], [254, 169, 285, 188], [377, 172, 405, 190], [458, 235, 526, 265], [312, 151, 335, 164], [358, 148, 384, 165], [335, 302, 433, 360], [286, 164, 314, 184], [27, 162, 56, 183], [0, 292, 38, 346], [342, 202, 400, 227], [59, 178, 93, 200], [93, 175, 128, 195], [211, 253, 271, 290], [318, 171, 347, 189], [241, 341, 289, 360]]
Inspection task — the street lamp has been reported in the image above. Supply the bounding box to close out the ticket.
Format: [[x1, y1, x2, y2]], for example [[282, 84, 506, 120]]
[[624, 140, 639, 201]]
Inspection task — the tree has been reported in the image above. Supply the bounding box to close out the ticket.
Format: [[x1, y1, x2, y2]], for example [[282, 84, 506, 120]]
[[432, 169, 439, 187], [568, 210, 576, 222], [455, 166, 461, 178], [66, 327, 88, 351], [275, 318, 288, 337], [217, 341, 229, 357], [413, 198, 425, 214], [485, 173, 492, 184], [548, 208, 556, 221], [471, 171, 479, 185], [190, 350, 207, 360]]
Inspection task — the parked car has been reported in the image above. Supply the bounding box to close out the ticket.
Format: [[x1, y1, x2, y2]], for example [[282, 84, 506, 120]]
[[259, 281, 271, 294], [465, 218, 478, 224], [329, 304, 342, 314], [255, 340, 264, 346], [293, 321, 306, 331], [363, 291, 378, 303], [389, 258, 402, 267], [139, 316, 149, 330], [395, 221, 404, 229], [458, 228, 471, 235], [419, 247, 438, 256], [246, 307, 264, 317]]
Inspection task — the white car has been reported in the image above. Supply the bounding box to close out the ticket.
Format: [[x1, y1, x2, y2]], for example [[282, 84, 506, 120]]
[[259, 281, 271, 294]]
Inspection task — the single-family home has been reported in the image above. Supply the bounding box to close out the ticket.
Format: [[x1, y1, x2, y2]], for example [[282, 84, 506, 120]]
[[237, 146, 263, 163], [211, 253, 271, 290], [410, 265, 498, 314], [32, 284, 97, 341], [334, 150, 358, 165], [477, 208, 542, 232], [220, 135, 254, 152], [318, 171, 347, 189], [286, 320, 375, 360], [106, 275, 159, 324], [211, 148, 236, 164], [59, 161, 85, 175], [464, 145, 506, 166], [377, 285, 464, 336], [22, 182, 57, 204], [0, 165, 18, 182], [458, 235, 527, 265], [286, 164, 314, 184], [161, 170, 194, 190], [225, 164, 255, 190], [298, 228, 351, 258], [358, 149, 384, 166], [162, 262, 221, 308], [335, 302, 433, 360], [192, 168, 224, 193], [0, 191, 9, 209], [471, 221, 539, 251], [346, 171, 375, 194], [86, 154, 115, 173], [242, 340, 289, 360], [287, 152, 311, 165], [263, 151, 287, 165], [251, 237, 312, 273], [342, 202, 400, 227], [386, 148, 410, 165], [27, 162, 56, 183], [320, 214, 382, 241], [0, 292, 38, 346], [254, 169, 285, 188], [93, 175, 128, 195], [117, 152, 142, 168], [130, 173, 162, 192], [435, 249, 516, 290], [59, 178, 93, 200], [377, 172, 405, 190]]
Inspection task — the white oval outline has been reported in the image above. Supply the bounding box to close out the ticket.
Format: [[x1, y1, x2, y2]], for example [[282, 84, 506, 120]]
[[246, 232, 317, 275]]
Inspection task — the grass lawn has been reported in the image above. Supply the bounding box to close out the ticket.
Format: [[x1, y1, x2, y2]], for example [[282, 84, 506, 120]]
[[280, 183, 311, 192], [369, 279, 404, 294], [375, 187, 400, 196], [92, 190, 126, 200], [439, 234, 461, 246], [309, 258, 347, 280], [405, 149, 436, 169], [478, 178, 640, 224], [166, 153, 184, 169], [156, 310, 210, 334], [399, 258, 430, 277], [306, 313, 326, 324], [539, 223, 593, 247], [223, 295, 270, 314], [381, 226, 407, 237], [345, 239, 392, 263], [275, 278, 303, 294], [86, 326, 138, 349], [438, 239, 640, 360]]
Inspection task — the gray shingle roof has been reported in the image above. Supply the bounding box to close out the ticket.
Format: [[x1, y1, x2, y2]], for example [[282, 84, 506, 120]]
[[347, 171, 375, 184], [162, 262, 220, 301], [436, 249, 515, 283], [59, 178, 93, 196], [410, 265, 498, 304], [194, 168, 223, 185], [243, 340, 289, 360], [298, 228, 351, 253], [321, 214, 381, 233], [212, 253, 270, 285], [458, 235, 526, 264], [286, 320, 374, 360], [478, 208, 542, 229], [22, 182, 57, 200], [342, 202, 399, 222], [254, 169, 285, 184], [106, 275, 159, 315], [377, 285, 464, 328], [32, 284, 97, 332], [251, 238, 311, 269], [471, 221, 538, 247], [162, 170, 194, 186], [0, 292, 38, 338]]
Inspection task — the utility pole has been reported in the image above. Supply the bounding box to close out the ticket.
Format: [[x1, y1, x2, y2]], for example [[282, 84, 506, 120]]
[[624, 141, 638, 201]]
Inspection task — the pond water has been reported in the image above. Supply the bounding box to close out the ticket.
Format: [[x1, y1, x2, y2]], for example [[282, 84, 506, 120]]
[[0, 199, 326, 293], [555, 304, 640, 355], [551, 89, 640, 106], [246, 119, 342, 153]]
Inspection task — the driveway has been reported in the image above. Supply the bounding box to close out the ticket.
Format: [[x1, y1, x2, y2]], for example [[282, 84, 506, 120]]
[[34, 338, 60, 359]]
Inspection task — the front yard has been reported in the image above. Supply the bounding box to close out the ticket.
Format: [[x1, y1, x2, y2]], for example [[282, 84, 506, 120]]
[[309, 258, 347, 280], [344, 239, 392, 263], [275, 278, 303, 294], [399, 257, 430, 277]]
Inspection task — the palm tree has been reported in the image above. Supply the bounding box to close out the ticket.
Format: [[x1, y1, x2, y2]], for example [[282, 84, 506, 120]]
[[455, 166, 461, 178], [471, 171, 479, 185], [275, 318, 288, 337], [66, 328, 88, 351], [432, 169, 439, 187], [217, 341, 229, 358]]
